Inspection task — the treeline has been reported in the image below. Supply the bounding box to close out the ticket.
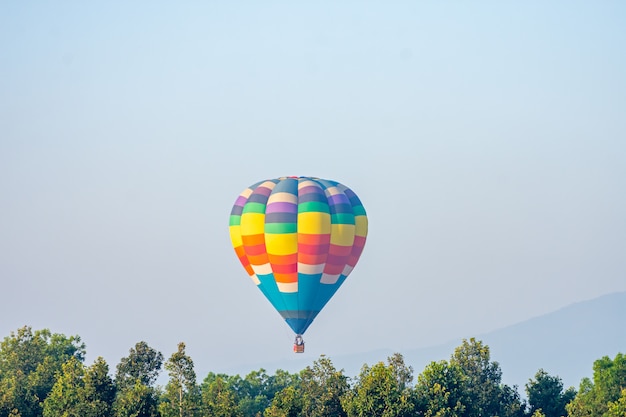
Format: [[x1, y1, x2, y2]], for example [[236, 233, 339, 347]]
[[1, 326, 625, 417]]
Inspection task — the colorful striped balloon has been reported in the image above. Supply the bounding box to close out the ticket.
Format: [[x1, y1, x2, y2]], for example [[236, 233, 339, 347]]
[[229, 176, 368, 335]]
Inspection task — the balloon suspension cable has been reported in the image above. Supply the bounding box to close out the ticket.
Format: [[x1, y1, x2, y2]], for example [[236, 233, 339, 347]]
[[293, 334, 305, 353]]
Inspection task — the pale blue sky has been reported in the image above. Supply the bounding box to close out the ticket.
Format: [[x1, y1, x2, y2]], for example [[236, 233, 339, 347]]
[[1, 1, 625, 378]]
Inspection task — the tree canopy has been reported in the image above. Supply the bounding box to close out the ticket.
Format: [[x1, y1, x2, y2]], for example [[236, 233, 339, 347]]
[[1, 327, 623, 417]]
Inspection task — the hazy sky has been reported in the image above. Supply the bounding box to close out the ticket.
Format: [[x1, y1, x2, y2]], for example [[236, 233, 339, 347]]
[[2, 1, 625, 379]]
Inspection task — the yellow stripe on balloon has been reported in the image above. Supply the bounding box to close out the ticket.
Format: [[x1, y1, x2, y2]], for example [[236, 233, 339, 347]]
[[330, 224, 355, 246], [355, 216, 368, 237], [298, 212, 331, 234], [265, 233, 297, 256], [229, 225, 243, 247], [240, 213, 265, 235]]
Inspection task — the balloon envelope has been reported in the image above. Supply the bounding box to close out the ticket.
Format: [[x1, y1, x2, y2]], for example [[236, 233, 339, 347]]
[[229, 176, 368, 335]]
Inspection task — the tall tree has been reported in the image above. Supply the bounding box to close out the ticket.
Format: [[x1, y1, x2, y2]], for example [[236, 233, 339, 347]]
[[205, 368, 299, 417], [115, 341, 163, 389], [341, 353, 415, 417], [449, 338, 523, 417], [298, 355, 349, 417], [114, 341, 163, 417], [42, 356, 85, 417], [41, 356, 115, 417], [498, 384, 526, 417], [264, 386, 302, 417], [414, 360, 466, 417], [201, 375, 240, 417], [606, 388, 626, 417], [567, 353, 626, 417], [220, 370, 269, 417], [113, 381, 160, 417], [159, 343, 200, 417], [564, 377, 594, 417], [82, 357, 116, 417], [450, 338, 502, 417], [525, 369, 575, 417], [0, 326, 85, 417]]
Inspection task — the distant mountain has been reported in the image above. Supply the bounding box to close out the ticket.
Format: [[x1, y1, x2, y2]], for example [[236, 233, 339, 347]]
[[472, 290, 626, 389], [368, 291, 626, 390], [235, 291, 626, 391]]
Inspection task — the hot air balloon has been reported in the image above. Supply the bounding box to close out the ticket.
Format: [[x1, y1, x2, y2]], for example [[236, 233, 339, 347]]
[[229, 176, 368, 352]]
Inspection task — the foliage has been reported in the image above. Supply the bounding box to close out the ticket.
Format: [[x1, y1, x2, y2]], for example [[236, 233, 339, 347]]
[[2, 326, 626, 417], [113, 342, 163, 417], [264, 356, 350, 417], [42, 356, 84, 417], [414, 360, 466, 417], [567, 353, 626, 417], [525, 369, 575, 417], [201, 375, 240, 417], [113, 380, 159, 417], [41, 356, 115, 417], [449, 338, 503, 417], [159, 343, 200, 417], [450, 338, 525, 417], [202, 368, 299, 417], [114, 342, 163, 389], [606, 388, 626, 417], [299, 356, 349, 417], [341, 353, 415, 417], [264, 386, 302, 417], [0, 326, 85, 417], [498, 384, 526, 417], [82, 357, 117, 417], [413, 340, 526, 417]]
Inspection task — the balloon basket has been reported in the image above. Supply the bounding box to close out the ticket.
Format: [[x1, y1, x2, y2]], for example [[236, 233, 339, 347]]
[[293, 335, 305, 353]]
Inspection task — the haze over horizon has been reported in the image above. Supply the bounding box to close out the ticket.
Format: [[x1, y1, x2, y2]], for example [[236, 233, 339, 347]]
[[2, 1, 625, 381]]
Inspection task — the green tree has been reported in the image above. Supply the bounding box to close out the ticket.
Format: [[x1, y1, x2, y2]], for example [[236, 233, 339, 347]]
[[298, 355, 349, 417], [201, 375, 240, 417], [414, 360, 466, 417], [0, 326, 85, 417], [207, 369, 299, 417], [113, 381, 159, 417], [264, 386, 302, 417], [449, 338, 523, 417], [525, 369, 575, 417], [233, 371, 271, 417], [114, 342, 163, 417], [564, 377, 594, 417], [115, 342, 163, 389], [606, 388, 626, 417], [159, 343, 200, 417], [499, 384, 526, 417], [0, 369, 33, 417], [41, 356, 115, 417], [450, 338, 502, 417], [341, 353, 415, 417], [82, 357, 116, 417], [42, 356, 85, 417], [567, 353, 626, 417]]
